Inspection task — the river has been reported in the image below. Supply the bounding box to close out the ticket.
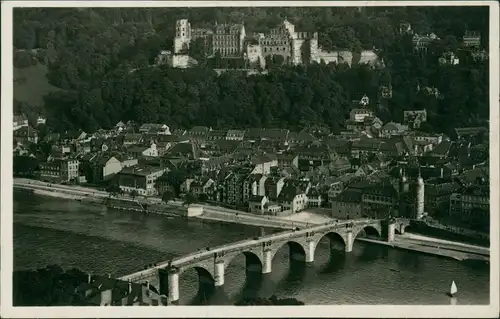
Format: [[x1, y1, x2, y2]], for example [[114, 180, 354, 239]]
[[13, 192, 490, 305]]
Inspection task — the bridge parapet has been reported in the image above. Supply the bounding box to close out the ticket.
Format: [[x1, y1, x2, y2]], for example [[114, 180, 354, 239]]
[[121, 218, 394, 305]]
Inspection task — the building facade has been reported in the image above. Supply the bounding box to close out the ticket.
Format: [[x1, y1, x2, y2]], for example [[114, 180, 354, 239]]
[[212, 23, 246, 57], [116, 166, 166, 196]]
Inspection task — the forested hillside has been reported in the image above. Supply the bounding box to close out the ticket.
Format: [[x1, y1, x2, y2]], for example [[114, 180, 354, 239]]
[[13, 7, 489, 136]]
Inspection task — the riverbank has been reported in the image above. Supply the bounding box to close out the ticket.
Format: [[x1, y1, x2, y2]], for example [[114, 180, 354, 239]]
[[358, 235, 489, 262], [14, 179, 490, 262], [13, 180, 304, 229]]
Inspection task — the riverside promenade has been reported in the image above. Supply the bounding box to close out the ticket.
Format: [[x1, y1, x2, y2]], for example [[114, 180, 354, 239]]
[[13, 178, 304, 229], [358, 235, 489, 262]]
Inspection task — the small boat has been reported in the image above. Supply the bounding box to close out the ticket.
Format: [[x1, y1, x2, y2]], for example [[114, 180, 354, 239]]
[[389, 268, 400, 272], [447, 280, 458, 298]]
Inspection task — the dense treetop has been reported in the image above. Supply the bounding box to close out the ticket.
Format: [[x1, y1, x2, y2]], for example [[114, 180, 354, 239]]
[[13, 7, 489, 137]]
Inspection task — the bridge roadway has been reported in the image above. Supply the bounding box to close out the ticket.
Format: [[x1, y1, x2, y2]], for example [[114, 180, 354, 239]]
[[120, 218, 374, 281]]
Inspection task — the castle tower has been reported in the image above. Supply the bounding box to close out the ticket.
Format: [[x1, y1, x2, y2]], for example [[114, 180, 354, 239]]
[[416, 169, 425, 219], [174, 19, 192, 54], [309, 32, 319, 61]]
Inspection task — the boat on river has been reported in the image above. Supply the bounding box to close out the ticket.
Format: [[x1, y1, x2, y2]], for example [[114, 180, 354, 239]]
[[447, 280, 458, 298]]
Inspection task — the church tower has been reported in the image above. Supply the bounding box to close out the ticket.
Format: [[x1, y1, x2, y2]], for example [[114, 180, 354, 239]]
[[398, 168, 409, 217], [416, 169, 425, 219]]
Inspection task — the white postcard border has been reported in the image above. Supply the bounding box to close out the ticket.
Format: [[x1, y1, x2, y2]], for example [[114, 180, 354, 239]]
[[1, 1, 499, 318]]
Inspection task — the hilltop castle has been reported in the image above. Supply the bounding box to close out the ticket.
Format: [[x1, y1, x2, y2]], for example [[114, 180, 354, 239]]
[[165, 18, 380, 69]]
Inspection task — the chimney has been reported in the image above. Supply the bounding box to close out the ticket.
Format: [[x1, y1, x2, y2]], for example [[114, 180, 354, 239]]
[[128, 278, 132, 294], [88, 273, 92, 284], [440, 167, 444, 178], [146, 280, 150, 289]]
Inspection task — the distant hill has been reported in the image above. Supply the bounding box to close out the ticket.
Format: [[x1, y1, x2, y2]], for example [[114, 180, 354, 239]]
[[14, 63, 63, 107]]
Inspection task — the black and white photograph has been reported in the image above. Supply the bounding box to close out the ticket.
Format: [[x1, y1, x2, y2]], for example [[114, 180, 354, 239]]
[[1, 1, 499, 317]]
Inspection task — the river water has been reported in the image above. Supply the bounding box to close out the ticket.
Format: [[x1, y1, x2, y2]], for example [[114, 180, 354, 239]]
[[13, 192, 490, 305]]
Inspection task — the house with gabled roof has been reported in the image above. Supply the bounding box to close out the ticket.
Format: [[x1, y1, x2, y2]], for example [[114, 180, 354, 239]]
[[126, 143, 158, 158], [326, 173, 357, 202], [331, 188, 363, 219], [251, 153, 278, 175], [84, 154, 122, 183], [243, 173, 262, 203], [244, 128, 289, 143], [278, 184, 307, 213], [351, 137, 384, 158], [380, 122, 409, 138], [264, 176, 286, 200], [123, 133, 143, 146], [248, 195, 269, 214], [286, 131, 316, 145], [207, 129, 229, 141], [307, 187, 323, 208], [139, 123, 171, 135], [190, 177, 214, 198], [226, 129, 246, 141], [186, 126, 211, 143], [428, 140, 453, 159]]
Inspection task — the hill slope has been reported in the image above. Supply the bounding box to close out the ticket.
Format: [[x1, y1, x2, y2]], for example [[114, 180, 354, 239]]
[[14, 63, 62, 107]]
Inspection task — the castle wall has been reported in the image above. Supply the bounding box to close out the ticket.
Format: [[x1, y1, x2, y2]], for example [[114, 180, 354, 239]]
[[358, 50, 379, 65]]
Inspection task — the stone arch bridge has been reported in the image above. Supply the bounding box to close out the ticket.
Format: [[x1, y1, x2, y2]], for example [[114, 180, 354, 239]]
[[120, 218, 410, 304]]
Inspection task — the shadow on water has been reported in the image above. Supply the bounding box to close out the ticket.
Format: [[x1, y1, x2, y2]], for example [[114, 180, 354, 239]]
[[319, 249, 351, 275], [396, 248, 422, 271], [231, 268, 265, 302], [356, 242, 386, 263], [189, 275, 219, 305], [461, 258, 489, 271], [275, 259, 314, 295]]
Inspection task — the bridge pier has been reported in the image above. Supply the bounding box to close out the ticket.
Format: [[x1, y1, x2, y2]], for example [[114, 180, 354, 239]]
[[262, 249, 272, 274], [214, 260, 224, 287], [387, 223, 396, 242], [167, 268, 180, 305], [345, 231, 353, 253], [399, 223, 406, 235], [306, 240, 315, 263]]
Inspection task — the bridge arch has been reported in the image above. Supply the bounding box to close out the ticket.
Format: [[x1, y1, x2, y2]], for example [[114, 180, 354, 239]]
[[395, 220, 411, 234], [271, 240, 308, 263], [313, 231, 347, 259], [178, 264, 216, 304], [354, 224, 382, 239], [224, 250, 263, 273]]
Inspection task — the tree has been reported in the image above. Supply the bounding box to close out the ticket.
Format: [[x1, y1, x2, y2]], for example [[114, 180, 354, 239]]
[[189, 38, 207, 65], [130, 189, 139, 199], [12, 7, 489, 135], [162, 169, 187, 196], [106, 184, 122, 197], [162, 190, 175, 203], [184, 192, 197, 206], [13, 155, 39, 177]]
